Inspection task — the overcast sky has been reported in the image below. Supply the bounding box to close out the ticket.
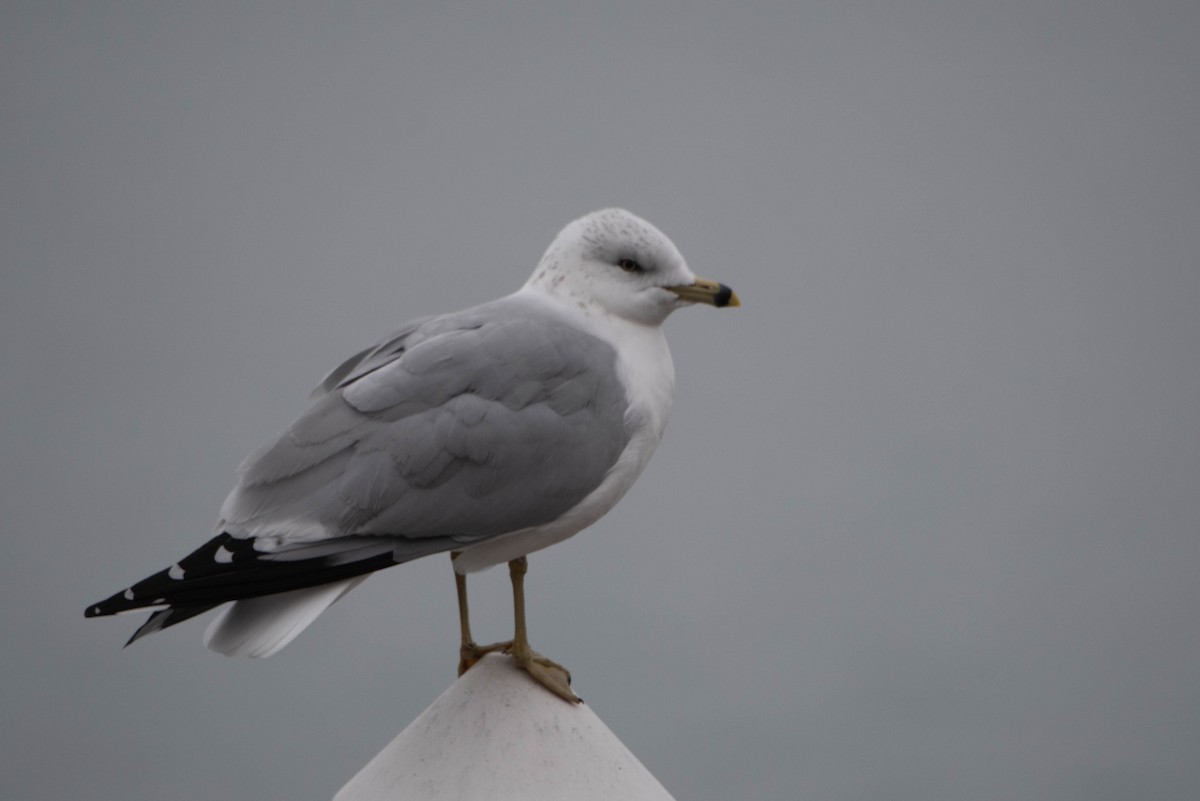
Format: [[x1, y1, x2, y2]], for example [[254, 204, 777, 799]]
[[3, 2, 1199, 799]]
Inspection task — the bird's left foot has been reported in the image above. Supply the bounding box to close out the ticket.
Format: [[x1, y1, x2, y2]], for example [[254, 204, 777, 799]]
[[507, 640, 579, 703], [458, 640, 512, 676]]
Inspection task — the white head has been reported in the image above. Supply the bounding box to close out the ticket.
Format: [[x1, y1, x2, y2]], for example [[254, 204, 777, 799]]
[[524, 208, 739, 326]]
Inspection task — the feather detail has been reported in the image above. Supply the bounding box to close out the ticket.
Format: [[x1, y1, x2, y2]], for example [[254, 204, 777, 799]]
[[203, 577, 368, 658]]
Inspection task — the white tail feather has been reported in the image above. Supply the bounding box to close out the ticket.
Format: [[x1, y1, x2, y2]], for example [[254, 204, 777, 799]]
[[203, 576, 369, 658]]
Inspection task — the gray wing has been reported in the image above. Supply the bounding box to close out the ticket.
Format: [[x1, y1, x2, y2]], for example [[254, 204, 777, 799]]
[[220, 294, 632, 559], [309, 314, 435, 398]]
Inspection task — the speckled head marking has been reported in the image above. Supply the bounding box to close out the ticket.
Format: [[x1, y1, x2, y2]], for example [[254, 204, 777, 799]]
[[525, 208, 698, 325]]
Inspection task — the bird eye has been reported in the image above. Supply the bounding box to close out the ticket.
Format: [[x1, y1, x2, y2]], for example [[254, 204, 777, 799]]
[[615, 258, 642, 273]]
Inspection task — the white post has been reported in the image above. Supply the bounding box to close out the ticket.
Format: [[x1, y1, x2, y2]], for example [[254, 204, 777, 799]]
[[334, 653, 677, 800]]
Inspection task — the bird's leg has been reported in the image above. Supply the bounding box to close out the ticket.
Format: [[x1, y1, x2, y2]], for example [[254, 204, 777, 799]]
[[503, 556, 579, 703], [452, 552, 509, 676]]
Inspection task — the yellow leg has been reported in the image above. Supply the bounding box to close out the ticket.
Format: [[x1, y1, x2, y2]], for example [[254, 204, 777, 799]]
[[504, 556, 579, 703], [452, 552, 509, 676]]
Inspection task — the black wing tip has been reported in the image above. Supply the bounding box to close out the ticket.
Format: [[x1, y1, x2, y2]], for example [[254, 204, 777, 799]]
[[123, 609, 168, 647], [83, 531, 403, 631], [81, 532, 242, 620], [85, 586, 157, 618], [85, 594, 132, 618]]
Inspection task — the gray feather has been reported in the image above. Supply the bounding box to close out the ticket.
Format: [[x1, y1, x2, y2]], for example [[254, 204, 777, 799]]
[[219, 294, 631, 550], [311, 315, 435, 397]]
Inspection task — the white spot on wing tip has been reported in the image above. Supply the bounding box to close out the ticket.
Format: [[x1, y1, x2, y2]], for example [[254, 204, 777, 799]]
[[168, 564, 185, 580], [123, 588, 134, 601], [214, 545, 233, 564]]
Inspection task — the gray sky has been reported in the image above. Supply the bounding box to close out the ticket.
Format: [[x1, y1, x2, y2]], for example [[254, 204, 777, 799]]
[[3, 1, 1199, 799]]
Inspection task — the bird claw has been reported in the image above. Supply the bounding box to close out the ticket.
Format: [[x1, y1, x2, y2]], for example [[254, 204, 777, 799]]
[[507, 642, 579, 703], [458, 640, 512, 676], [459, 639, 578, 702]]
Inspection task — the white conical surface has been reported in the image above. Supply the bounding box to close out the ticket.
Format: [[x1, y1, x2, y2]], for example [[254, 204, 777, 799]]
[[334, 653, 677, 801]]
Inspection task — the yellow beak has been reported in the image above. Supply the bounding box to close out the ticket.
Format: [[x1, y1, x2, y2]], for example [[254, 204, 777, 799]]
[[667, 278, 741, 308]]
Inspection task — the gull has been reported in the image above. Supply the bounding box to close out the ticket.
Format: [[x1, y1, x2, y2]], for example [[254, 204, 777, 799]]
[[85, 208, 739, 702]]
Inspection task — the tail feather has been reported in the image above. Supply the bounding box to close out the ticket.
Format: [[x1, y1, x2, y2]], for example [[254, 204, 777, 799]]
[[202, 577, 368, 658]]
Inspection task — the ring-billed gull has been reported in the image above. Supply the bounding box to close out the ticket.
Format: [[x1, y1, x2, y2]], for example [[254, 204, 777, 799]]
[[85, 208, 739, 702]]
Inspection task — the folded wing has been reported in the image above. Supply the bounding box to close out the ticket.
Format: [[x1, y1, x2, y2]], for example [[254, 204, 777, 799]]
[[86, 294, 632, 654]]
